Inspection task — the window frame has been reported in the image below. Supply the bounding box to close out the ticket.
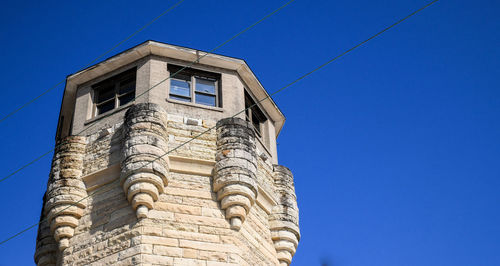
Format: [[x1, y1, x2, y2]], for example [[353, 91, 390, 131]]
[[168, 64, 221, 108], [244, 90, 267, 137], [92, 68, 136, 117]]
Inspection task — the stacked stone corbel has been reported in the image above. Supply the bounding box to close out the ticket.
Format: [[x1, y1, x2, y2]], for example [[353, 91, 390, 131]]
[[121, 103, 169, 219], [34, 196, 57, 266], [214, 118, 258, 230], [44, 136, 87, 251], [270, 165, 301, 266]]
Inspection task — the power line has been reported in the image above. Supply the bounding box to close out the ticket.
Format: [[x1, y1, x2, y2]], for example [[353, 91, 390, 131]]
[[0, 0, 296, 185], [0, 0, 439, 247], [0, 180, 120, 246], [73, 0, 296, 137], [132, 0, 441, 180], [0, 0, 186, 124]]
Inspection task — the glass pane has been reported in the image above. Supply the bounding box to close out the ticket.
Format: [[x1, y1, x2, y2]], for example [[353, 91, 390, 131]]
[[119, 79, 135, 94], [171, 71, 190, 81], [96, 85, 115, 103], [195, 93, 216, 107], [170, 95, 191, 102], [97, 100, 115, 115], [119, 92, 134, 106], [170, 79, 191, 97], [195, 78, 216, 94], [252, 112, 261, 134], [245, 109, 251, 122]]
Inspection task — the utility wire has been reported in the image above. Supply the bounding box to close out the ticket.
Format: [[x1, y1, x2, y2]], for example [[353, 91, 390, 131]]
[[0, 180, 120, 246], [72, 0, 296, 137], [0, 0, 296, 185], [0, 0, 438, 247], [134, 0, 441, 180], [0, 0, 186, 124]]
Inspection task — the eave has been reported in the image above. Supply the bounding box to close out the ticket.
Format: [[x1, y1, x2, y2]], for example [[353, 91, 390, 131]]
[[59, 40, 285, 139]]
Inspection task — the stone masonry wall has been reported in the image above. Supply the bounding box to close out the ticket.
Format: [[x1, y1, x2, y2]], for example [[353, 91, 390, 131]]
[[35, 103, 299, 265]]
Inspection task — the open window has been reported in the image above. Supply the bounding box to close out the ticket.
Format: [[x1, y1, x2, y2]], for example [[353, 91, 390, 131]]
[[168, 64, 221, 107], [244, 90, 267, 136], [92, 68, 136, 116]]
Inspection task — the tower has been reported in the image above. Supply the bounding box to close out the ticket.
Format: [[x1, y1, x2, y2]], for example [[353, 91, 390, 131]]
[[35, 41, 300, 265]]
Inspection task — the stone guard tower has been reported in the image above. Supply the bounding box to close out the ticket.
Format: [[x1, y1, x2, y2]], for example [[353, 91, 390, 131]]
[[35, 41, 300, 265]]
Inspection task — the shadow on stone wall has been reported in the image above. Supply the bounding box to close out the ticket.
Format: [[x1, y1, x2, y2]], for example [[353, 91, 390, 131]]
[[89, 124, 139, 236]]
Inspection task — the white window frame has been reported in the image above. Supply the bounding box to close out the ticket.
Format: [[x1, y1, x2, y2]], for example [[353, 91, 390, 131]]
[[168, 65, 221, 107]]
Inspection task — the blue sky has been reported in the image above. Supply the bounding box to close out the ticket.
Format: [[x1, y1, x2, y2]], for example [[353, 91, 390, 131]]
[[0, 0, 499, 265]]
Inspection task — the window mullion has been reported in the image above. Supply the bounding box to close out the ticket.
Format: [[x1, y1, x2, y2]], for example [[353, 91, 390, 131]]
[[191, 75, 195, 103], [215, 80, 218, 107], [194, 91, 216, 96], [93, 90, 97, 117], [96, 98, 114, 106], [114, 83, 119, 108]]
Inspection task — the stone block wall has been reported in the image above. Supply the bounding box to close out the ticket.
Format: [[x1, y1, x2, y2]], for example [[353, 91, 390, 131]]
[[35, 103, 299, 265]]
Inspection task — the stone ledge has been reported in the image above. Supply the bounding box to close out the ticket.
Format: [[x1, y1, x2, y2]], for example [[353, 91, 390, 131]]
[[256, 186, 277, 215], [166, 98, 224, 113], [81, 156, 278, 215], [82, 164, 121, 192], [84, 102, 133, 125], [169, 155, 214, 176]]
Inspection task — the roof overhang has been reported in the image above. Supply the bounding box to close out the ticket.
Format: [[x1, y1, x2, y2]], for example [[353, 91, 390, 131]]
[[60, 40, 285, 138]]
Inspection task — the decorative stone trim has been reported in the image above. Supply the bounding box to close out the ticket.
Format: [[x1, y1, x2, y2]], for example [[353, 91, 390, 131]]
[[269, 165, 301, 266], [120, 103, 169, 219], [214, 117, 258, 230], [44, 136, 87, 251]]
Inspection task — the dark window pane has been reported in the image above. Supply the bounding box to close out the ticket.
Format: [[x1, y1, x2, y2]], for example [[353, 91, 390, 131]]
[[195, 78, 216, 94], [97, 100, 115, 115], [245, 109, 251, 122], [119, 79, 135, 94], [119, 92, 134, 106], [96, 85, 115, 103], [170, 95, 191, 102], [195, 93, 216, 107], [252, 115, 261, 135], [92, 68, 137, 117], [170, 79, 191, 97], [171, 72, 190, 81]]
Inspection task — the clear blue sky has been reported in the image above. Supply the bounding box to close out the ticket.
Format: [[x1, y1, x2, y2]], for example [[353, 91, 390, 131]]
[[0, 0, 499, 265]]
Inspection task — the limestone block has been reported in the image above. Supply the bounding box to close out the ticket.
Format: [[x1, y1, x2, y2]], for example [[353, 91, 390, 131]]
[[44, 135, 87, 252], [121, 103, 169, 219], [214, 118, 258, 230], [34, 197, 57, 266], [269, 165, 300, 266]]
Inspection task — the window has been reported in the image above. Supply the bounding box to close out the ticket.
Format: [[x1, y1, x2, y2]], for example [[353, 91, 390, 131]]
[[93, 68, 136, 116], [168, 64, 221, 107], [244, 91, 267, 136]]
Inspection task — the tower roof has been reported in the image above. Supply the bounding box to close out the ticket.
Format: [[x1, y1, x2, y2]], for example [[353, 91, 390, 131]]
[[59, 40, 285, 139]]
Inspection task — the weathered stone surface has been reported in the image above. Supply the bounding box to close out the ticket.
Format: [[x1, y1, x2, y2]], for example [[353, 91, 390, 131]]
[[269, 165, 300, 266], [41, 136, 88, 254], [36, 53, 301, 265], [121, 103, 169, 219], [34, 195, 58, 266], [214, 118, 258, 231]]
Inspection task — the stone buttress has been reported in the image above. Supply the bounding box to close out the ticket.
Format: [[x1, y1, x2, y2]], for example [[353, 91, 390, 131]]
[[270, 165, 301, 266], [42, 136, 87, 252], [33, 43, 305, 265], [120, 103, 169, 219], [214, 117, 258, 230]]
